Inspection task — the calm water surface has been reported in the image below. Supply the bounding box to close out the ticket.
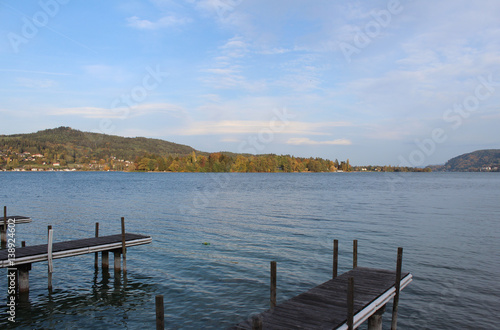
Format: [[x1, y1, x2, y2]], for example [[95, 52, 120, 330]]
[[0, 172, 499, 329]]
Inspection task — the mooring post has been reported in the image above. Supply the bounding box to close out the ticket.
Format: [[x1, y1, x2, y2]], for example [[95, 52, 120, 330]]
[[270, 261, 277, 310], [22, 240, 26, 247], [353, 239, 358, 269], [368, 304, 386, 330], [333, 239, 339, 278], [48, 226, 53, 291], [114, 250, 121, 272], [121, 217, 127, 274], [94, 222, 99, 269], [251, 314, 263, 330], [18, 263, 31, 294], [391, 247, 403, 330], [102, 251, 109, 272], [347, 276, 354, 330], [1, 206, 7, 248], [156, 294, 165, 330]]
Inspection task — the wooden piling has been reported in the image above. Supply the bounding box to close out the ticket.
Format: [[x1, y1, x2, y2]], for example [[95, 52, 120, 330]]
[[270, 261, 277, 310], [368, 304, 386, 330], [114, 250, 121, 272], [251, 314, 263, 330], [48, 226, 53, 291], [347, 276, 354, 330], [333, 239, 338, 278], [391, 247, 403, 330], [102, 251, 109, 271], [353, 239, 358, 269], [94, 222, 99, 269], [22, 241, 26, 247], [121, 217, 127, 274], [18, 264, 31, 294], [156, 294, 165, 330]]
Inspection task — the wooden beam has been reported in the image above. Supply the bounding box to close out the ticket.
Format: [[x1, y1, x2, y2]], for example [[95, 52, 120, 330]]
[[270, 261, 277, 309], [347, 276, 354, 330], [333, 239, 339, 278], [94, 222, 99, 269], [391, 247, 403, 330], [156, 294, 164, 330], [48, 226, 53, 291], [1, 206, 6, 248], [121, 217, 127, 274], [353, 239, 358, 269]]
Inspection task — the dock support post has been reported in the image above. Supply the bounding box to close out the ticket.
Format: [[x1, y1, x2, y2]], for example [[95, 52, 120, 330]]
[[270, 261, 277, 310], [333, 239, 338, 278], [121, 217, 127, 274], [347, 276, 354, 330], [1, 206, 7, 248], [48, 226, 53, 291], [156, 294, 164, 330], [102, 251, 109, 271], [251, 314, 263, 330], [18, 264, 31, 294], [94, 222, 99, 269], [353, 239, 358, 269], [391, 247, 403, 330], [114, 250, 121, 272], [368, 304, 386, 330]]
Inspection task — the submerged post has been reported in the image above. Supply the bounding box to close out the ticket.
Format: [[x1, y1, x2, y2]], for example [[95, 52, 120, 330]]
[[114, 250, 121, 272], [48, 226, 53, 291], [391, 247, 403, 330], [156, 294, 165, 330], [121, 217, 127, 274], [368, 304, 386, 330], [333, 239, 339, 278], [353, 239, 358, 269], [347, 276, 354, 330], [94, 222, 99, 269], [270, 261, 277, 309], [102, 251, 109, 272], [18, 264, 31, 294]]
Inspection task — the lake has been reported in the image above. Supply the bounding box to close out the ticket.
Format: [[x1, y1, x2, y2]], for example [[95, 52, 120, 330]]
[[0, 172, 499, 329]]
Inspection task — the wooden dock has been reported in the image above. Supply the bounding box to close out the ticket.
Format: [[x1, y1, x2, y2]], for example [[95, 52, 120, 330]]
[[0, 233, 151, 268], [230, 241, 412, 330], [2, 215, 152, 295]]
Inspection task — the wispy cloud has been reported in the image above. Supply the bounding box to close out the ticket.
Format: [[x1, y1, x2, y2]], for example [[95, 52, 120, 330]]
[[49, 103, 186, 119], [16, 78, 57, 89], [287, 137, 352, 146], [127, 15, 191, 29], [174, 120, 351, 136]]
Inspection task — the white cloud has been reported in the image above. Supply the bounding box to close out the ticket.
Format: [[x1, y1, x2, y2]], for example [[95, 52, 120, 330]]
[[16, 78, 57, 89], [127, 15, 190, 29], [49, 103, 186, 119], [287, 137, 352, 146], [173, 120, 351, 136]]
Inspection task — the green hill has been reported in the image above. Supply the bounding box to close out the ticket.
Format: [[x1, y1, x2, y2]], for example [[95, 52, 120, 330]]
[[443, 149, 500, 171], [0, 127, 195, 168]]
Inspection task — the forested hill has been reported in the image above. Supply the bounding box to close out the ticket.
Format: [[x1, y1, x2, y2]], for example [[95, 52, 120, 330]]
[[0, 126, 195, 165], [441, 149, 500, 171]]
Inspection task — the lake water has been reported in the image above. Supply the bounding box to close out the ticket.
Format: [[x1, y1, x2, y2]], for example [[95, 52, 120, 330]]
[[0, 172, 499, 329]]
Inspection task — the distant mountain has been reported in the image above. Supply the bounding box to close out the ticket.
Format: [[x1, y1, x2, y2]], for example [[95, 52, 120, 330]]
[[0, 126, 196, 161], [441, 149, 500, 171]]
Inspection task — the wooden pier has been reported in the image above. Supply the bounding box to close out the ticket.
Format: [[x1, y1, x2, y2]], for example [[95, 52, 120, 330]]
[[231, 241, 412, 330], [1, 206, 32, 247], [1, 216, 152, 295]]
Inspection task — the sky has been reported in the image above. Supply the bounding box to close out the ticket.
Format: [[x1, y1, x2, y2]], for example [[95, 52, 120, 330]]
[[1, 0, 499, 166]]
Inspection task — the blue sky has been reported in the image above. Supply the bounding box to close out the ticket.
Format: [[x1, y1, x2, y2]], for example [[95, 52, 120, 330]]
[[1, 0, 499, 165]]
